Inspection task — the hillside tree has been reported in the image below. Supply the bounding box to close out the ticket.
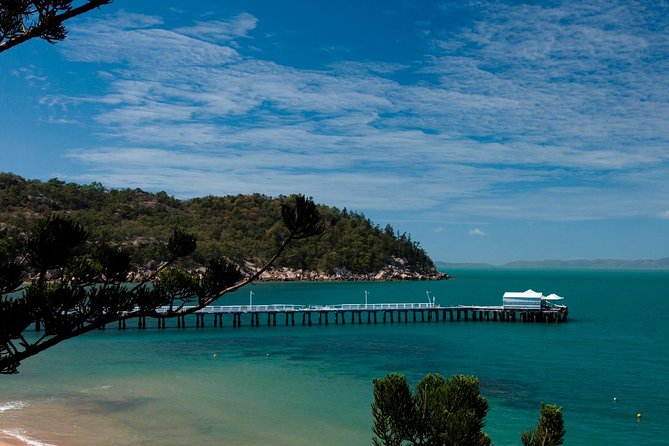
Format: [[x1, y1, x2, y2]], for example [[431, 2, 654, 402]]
[[0, 174, 442, 277]]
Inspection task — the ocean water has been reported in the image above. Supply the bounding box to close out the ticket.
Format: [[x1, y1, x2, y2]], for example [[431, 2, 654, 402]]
[[1, 269, 668, 445]]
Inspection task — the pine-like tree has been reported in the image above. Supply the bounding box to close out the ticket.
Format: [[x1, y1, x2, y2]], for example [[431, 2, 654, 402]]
[[521, 403, 566, 446], [1, 0, 111, 53], [0, 195, 322, 374], [372, 373, 491, 446]]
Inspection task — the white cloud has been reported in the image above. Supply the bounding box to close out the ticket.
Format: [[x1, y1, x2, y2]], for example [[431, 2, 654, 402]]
[[49, 2, 669, 223], [427, 1, 669, 156], [469, 228, 486, 237], [658, 210, 669, 220]]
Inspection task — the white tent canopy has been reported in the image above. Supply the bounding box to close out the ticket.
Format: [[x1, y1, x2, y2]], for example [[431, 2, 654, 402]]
[[544, 293, 565, 301]]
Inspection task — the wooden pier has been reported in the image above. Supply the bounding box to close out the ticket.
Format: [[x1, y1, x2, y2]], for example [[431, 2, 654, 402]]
[[83, 302, 568, 331]]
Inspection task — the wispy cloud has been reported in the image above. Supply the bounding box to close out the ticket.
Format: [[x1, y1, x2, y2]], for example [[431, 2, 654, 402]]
[[11, 66, 49, 90], [61, 11, 239, 66], [176, 13, 258, 44], [51, 1, 669, 223]]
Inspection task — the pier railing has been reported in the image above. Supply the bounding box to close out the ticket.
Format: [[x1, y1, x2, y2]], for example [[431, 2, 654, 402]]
[[155, 304, 306, 314], [335, 303, 434, 310], [153, 303, 437, 314]]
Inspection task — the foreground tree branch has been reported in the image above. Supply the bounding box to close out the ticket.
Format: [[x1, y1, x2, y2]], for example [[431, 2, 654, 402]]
[[0, 0, 111, 53], [0, 194, 323, 374], [521, 403, 566, 446]]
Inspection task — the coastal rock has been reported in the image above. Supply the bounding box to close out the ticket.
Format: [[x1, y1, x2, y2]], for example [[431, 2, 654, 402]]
[[245, 262, 450, 282], [45, 268, 63, 280], [32, 260, 451, 284]]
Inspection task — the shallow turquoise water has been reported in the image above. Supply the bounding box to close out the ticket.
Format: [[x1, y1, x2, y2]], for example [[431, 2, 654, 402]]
[[1, 269, 668, 445]]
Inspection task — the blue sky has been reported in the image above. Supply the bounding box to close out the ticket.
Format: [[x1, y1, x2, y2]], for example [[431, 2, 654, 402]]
[[1, 0, 668, 264]]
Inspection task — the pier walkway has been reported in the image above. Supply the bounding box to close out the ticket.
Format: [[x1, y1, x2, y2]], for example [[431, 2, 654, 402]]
[[109, 302, 567, 330]]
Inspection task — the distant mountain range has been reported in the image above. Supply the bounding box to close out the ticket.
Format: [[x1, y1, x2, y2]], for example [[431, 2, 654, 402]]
[[437, 258, 669, 270]]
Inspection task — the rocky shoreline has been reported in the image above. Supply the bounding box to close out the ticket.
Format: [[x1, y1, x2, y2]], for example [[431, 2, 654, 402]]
[[242, 257, 452, 281], [253, 267, 451, 282], [36, 258, 452, 283], [123, 259, 452, 283]]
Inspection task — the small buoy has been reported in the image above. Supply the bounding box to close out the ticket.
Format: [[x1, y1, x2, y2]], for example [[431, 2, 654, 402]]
[[211, 353, 217, 358], [636, 413, 642, 419], [613, 397, 617, 402]]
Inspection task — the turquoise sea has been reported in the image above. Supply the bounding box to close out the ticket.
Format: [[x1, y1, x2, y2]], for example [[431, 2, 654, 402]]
[[1, 269, 668, 445]]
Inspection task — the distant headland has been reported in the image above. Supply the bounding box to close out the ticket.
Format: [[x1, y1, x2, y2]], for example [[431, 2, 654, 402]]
[[437, 258, 669, 270], [1, 173, 445, 281]]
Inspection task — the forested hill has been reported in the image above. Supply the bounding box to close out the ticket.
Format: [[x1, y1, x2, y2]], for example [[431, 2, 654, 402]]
[[0, 173, 445, 280]]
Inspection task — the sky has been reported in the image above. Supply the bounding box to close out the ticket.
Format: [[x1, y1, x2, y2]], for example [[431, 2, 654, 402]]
[[1, 0, 668, 264]]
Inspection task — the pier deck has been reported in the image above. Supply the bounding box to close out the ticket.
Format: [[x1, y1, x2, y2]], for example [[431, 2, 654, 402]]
[[105, 302, 567, 330]]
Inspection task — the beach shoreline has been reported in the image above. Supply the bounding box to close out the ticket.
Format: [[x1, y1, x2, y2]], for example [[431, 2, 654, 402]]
[[0, 433, 36, 446], [0, 440, 27, 446]]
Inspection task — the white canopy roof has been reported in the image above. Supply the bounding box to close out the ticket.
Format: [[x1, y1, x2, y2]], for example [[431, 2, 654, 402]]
[[544, 293, 565, 300], [503, 289, 543, 299]]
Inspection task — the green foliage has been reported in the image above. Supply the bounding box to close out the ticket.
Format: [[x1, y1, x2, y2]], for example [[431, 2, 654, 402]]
[[0, 0, 112, 53], [372, 373, 491, 446], [167, 228, 197, 259], [281, 194, 325, 239], [196, 258, 242, 303], [0, 174, 438, 275], [373, 373, 566, 446], [91, 243, 131, 282], [521, 403, 566, 446], [27, 215, 88, 274], [154, 267, 199, 308], [0, 236, 22, 294], [0, 296, 32, 345], [372, 373, 414, 446]]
